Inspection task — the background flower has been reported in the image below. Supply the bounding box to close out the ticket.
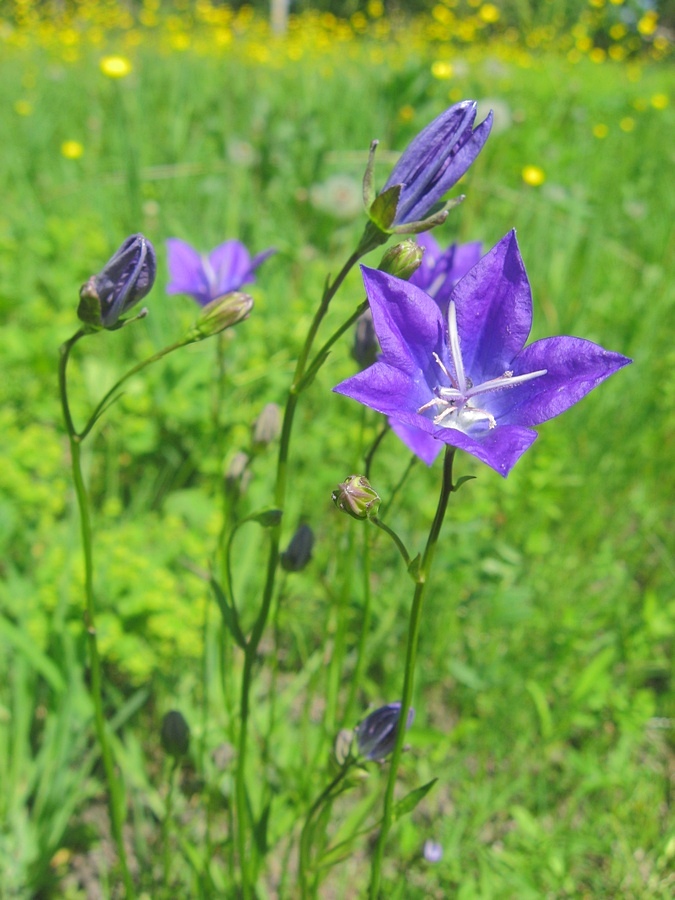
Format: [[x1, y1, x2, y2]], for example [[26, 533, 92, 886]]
[[166, 238, 275, 307]]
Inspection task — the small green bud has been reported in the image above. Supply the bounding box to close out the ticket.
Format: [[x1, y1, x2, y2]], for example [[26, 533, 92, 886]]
[[252, 403, 281, 451], [378, 239, 425, 281], [331, 475, 381, 520], [160, 710, 190, 758], [185, 292, 253, 341]]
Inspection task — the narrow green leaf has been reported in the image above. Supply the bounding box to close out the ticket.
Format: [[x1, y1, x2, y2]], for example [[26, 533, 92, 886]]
[[209, 578, 246, 649], [392, 778, 437, 821]]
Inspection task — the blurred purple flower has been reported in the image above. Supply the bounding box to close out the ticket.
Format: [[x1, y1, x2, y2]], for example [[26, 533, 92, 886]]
[[367, 101, 493, 234], [356, 702, 415, 761], [423, 839, 443, 863], [335, 231, 631, 477], [166, 238, 275, 307]]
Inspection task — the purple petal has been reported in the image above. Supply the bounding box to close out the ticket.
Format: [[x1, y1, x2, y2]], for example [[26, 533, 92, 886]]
[[208, 241, 252, 295], [361, 267, 446, 377], [388, 417, 443, 466], [334, 362, 429, 417], [429, 423, 538, 477], [251, 247, 277, 270], [491, 337, 632, 427], [166, 239, 211, 305], [453, 231, 532, 381]]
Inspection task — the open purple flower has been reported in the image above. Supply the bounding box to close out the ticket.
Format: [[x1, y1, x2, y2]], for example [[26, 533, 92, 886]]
[[365, 101, 493, 235], [335, 231, 631, 477], [410, 232, 483, 314], [166, 238, 275, 307]]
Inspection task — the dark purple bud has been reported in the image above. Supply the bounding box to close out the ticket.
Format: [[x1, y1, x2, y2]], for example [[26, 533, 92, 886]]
[[280, 523, 314, 572], [352, 309, 378, 370], [355, 702, 414, 761], [331, 475, 380, 520], [160, 709, 190, 758], [78, 233, 156, 330]]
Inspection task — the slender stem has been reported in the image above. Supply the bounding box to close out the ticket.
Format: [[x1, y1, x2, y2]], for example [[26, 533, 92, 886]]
[[299, 763, 354, 898], [234, 248, 364, 898], [370, 517, 411, 568], [80, 338, 189, 440], [344, 526, 372, 724], [368, 447, 456, 899], [59, 334, 136, 898], [162, 758, 179, 891], [364, 423, 390, 481]]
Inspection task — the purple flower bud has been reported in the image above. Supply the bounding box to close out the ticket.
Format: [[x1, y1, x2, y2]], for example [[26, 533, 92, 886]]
[[331, 475, 381, 520], [352, 309, 379, 370], [160, 709, 190, 758], [356, 702, 415, 761], [78, 234, 156, 330], [280, 523, 315, 573]]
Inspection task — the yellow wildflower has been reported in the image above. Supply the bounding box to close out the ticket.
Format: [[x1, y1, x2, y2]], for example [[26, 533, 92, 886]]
[[650, 94, 669, 110], [100, 55, 132, 78], [61, 140, 84, 159], [592, 124, 608, 139], [522, 165, 545, 186]]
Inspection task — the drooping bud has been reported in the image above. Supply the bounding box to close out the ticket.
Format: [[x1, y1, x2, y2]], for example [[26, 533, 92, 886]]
[[377, 239, 425, 281], [355, 702, 414, 761], [280, 523, 314, 572], [160, 709, 191, 758], [225, 451, 251, 499], [331, 475, 380, 520], [334, 729, 355, 766], [185, 291, 253, 341], [78, 233, 156, 330], [352, 309, 378, 370], [252, 403, 281, 452]]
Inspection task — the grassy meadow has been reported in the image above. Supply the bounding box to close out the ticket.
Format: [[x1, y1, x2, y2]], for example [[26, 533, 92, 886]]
[[0, 1, 674, 897]]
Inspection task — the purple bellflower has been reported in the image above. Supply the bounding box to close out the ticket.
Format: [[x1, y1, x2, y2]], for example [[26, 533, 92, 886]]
[[78, 233, 156, 330], [335, 231, 631, 477], [364, 101, 493, 235], [355, 702, 415, 762], [166, 238, 275, 307]]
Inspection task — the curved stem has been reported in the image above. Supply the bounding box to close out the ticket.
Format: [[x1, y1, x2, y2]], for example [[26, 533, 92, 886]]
[[344, 526, 372, 724], [369, 517, 411, 568], [234, 248, 364, 898], [162, 758, 179, 891], [299, 763, 354, 898], [59, 333, 136, 898], [368, 447, 456, 899]]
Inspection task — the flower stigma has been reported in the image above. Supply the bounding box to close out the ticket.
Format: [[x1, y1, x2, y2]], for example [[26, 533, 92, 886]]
[[417, 300, 547, 434]]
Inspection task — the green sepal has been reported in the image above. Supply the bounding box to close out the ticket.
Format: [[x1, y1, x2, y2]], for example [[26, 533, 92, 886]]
[[367, 183, 402, 231], [407, 553, 422, 582], [392, 778, 438, 822], [76, 290, 104, 332], [362, 139, 379, 210]]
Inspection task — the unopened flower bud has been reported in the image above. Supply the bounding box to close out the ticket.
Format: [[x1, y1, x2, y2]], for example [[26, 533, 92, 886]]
[[185, 292, 253, 341], [160, 709, 190, 758], [331, 475, 380, 520], [352, 309, 378, 370], [355, 702, 414, 761], [280, 523, 314, 572], [78, 233, 156, 330], [252, 403, 281, 451], [378, 239, 425, 281], [334, 729, 355, 766], [225, 451, 251, 498]]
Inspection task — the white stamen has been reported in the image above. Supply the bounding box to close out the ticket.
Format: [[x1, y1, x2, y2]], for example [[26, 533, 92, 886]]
[[447, 301, 467, 394], [466, 368, 547, 400]]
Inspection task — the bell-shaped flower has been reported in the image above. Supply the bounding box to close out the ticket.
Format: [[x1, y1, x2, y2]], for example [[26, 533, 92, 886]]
[[78, 233, 156, 330], [364, 101, 493, 235], [166, 238, 275, 307], [334, 231, 631, 477], [355, 702, 415, 762]]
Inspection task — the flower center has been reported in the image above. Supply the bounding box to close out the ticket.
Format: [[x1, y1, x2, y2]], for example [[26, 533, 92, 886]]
[[417, 300, 547, 434]]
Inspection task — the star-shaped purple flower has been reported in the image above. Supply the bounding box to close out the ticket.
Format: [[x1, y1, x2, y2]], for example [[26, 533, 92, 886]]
[[335, 231, 631, 477], [166, 238, 275, 307], [366, 101, 493, 235], [410, 231, 483, 314]]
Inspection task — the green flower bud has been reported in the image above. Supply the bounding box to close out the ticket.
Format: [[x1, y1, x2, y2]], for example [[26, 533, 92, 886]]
[[160, 710, 190, 758], [185, 292, 253, 341], [378, 239, 425, 281], [331, 475, 381, 520]]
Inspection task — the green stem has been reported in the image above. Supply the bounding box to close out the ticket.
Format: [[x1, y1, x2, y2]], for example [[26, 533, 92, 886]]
[[344, 526, 372, 724], [234, 248, 364, 898], [368, 447, 456, 899], [299, 763, 354, 898], [162, 758, 179, 892], [369, 517, 411, 568], [59, 333, 136, 898]]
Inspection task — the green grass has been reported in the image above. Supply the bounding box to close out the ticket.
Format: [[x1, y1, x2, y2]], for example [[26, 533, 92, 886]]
[[0, 39, 673, 898]]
